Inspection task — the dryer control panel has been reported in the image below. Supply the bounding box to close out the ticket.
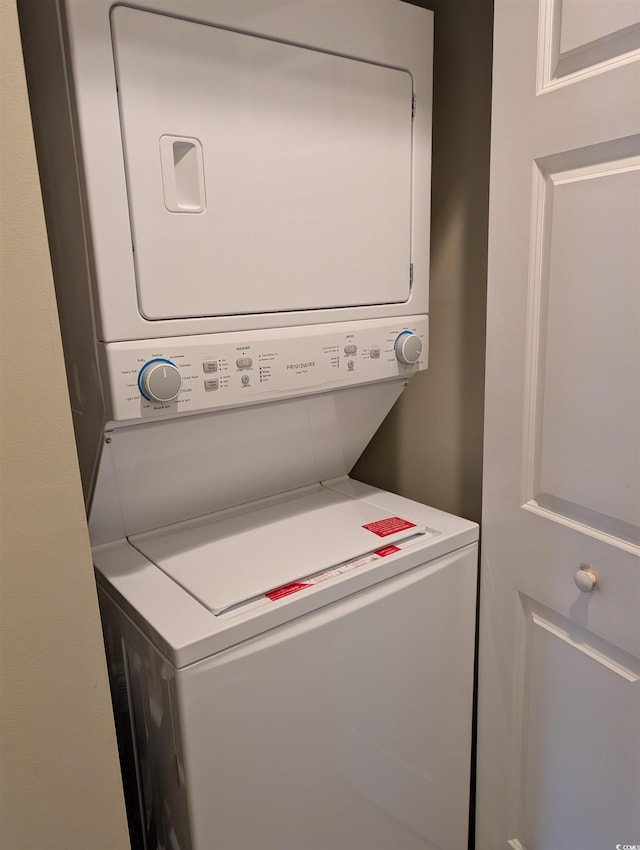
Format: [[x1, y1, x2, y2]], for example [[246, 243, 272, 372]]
[[101, 317, 428, 423]]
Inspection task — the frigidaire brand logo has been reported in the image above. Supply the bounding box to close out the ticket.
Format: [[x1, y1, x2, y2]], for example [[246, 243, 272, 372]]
[[287, 361, 316, 370]]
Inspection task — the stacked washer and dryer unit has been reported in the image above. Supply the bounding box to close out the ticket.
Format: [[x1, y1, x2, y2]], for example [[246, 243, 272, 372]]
[[21, 2, 478, 848]]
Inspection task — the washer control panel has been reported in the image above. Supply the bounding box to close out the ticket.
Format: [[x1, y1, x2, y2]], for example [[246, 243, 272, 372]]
[[102, 316, 428, 422]]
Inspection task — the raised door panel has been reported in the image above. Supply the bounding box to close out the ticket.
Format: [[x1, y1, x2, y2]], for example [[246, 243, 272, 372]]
[[513, 601, 640, 850], [539, 0, 640, 85], [524, 141, 640, 545], [560, 0, 640, 52]]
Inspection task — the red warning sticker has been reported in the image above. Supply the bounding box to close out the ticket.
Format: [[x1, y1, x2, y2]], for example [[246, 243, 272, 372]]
[[374, 545, 401, 557], [362, 517, 416, 538], [266, 582, 311, 601]]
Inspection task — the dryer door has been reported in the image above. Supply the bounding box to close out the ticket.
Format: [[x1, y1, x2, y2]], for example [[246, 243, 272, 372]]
[[111, 6, 414, 320]]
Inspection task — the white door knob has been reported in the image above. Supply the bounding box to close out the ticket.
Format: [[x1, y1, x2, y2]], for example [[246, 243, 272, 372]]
[[574, 566, 598, 593]]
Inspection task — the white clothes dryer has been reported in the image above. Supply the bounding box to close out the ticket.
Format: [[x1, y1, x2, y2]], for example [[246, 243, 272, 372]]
[[20, 0, 434, 503]]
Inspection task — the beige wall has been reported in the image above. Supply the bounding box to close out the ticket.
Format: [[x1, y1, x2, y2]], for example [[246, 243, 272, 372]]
[[0, 1, 129, 847], [354, 0, 493, 523]]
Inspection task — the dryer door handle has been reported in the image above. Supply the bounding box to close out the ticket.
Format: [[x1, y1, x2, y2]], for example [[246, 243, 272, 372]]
[[159, 135, 205, 213]]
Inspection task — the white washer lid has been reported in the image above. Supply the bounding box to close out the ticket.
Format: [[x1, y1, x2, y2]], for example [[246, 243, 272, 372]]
[[129, 488, 426, 615]]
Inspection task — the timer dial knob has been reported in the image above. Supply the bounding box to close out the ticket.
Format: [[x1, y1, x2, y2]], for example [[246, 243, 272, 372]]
[[394, 331, 423, 365], [139, 359, 182, 403]]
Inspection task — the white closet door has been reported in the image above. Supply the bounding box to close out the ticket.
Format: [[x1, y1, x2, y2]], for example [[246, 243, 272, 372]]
[[478, 1, 640, 847]]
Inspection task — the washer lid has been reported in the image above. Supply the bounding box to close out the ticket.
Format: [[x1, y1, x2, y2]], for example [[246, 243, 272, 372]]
[[129, 487, 426, 615]]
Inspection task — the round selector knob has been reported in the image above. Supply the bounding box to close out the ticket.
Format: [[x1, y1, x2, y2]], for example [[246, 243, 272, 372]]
[[394, 331, 423, 365], [138, 358, 182, 403]]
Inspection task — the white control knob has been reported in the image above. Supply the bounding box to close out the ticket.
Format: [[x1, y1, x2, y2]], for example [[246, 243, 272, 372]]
[[394, 331, 423, 365], [139, 359, 182, 403]]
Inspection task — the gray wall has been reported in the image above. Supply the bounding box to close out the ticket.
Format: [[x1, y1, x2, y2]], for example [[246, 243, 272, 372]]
[[354, 0, 493, 523]]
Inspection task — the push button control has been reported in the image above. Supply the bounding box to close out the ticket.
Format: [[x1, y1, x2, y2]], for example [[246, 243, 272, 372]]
[[236, 356, 253, 370], [204, 378, 219, 391], [344, 344, 358, 355], [203, 360, 218, 373]]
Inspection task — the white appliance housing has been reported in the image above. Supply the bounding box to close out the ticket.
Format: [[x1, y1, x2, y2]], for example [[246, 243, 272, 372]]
[[19, 2, 479, 849], [21, 0, 433, 500]]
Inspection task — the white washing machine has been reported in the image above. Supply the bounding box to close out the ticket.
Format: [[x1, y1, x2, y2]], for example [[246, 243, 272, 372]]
[[97, 480, 477, 850], [20, 2, 478, 848]]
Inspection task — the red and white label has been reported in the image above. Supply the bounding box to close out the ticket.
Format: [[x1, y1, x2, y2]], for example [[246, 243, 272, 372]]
[[265, 582, 311, 601], [265, 553, 382, 603], [362, 516, 416, 537], [265, 533, 411, 604], [374, 544, 401, 557]]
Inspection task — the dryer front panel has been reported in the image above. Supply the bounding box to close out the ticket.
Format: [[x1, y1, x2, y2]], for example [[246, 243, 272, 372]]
[[111, 6, 414, 321]]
